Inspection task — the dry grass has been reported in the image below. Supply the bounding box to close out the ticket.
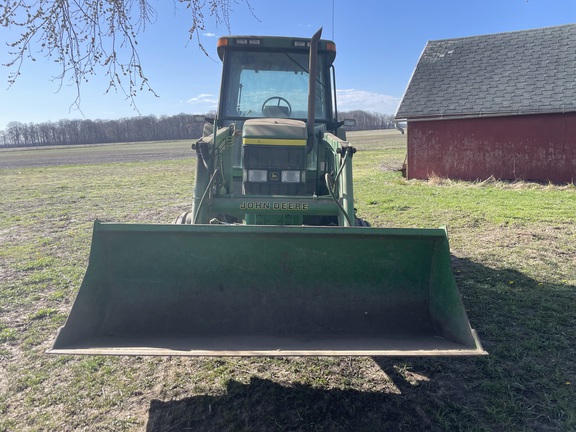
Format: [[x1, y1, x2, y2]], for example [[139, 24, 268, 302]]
[[1, 131, 575, 431]]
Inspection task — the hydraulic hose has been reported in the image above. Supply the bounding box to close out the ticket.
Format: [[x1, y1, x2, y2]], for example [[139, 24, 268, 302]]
[[324, 172, 353, 226], [193, 168, 220, 224]]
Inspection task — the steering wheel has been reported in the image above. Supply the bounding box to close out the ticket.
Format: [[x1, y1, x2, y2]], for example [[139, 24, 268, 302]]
[[261, 96, 292, 117]]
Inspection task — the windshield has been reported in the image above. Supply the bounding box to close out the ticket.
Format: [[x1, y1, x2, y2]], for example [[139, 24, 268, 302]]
[[221, 50, 329, 120]]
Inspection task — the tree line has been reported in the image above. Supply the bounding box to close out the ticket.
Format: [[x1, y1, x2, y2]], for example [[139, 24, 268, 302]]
[[0, 111, 397, 148], [340, 111, 398, 131], [0, 114, 206, 148]]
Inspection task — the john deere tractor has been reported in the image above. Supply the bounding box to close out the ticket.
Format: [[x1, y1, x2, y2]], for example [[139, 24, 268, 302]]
[[49, 30, 485, 357]]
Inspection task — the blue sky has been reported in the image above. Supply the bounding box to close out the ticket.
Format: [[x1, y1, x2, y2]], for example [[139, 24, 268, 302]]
[[1, 0, 575, 130]]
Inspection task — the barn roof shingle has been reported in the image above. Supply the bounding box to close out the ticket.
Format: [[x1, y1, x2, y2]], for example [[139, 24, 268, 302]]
[[395, 24, 576, 120]]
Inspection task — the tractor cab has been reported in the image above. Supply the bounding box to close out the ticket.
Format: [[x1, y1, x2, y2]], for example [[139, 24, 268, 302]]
[[216, 36, 336, 124]]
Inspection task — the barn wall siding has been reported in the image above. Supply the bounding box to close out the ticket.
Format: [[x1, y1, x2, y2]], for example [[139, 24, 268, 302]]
[[407, 113, 576, 183]]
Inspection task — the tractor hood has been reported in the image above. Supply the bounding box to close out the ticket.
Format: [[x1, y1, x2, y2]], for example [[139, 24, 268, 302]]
[[242, 118, 307, 142]]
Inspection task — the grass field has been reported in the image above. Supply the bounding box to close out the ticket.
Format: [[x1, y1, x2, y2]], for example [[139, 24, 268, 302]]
[[1, 130, 575, 431]]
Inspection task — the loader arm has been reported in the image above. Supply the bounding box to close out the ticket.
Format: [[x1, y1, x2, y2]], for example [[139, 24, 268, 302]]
[[192, 124, 235, 224], [322, 132, 356, 226]]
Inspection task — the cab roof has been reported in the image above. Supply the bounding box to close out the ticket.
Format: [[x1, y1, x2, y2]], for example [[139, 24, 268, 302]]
[[217, 35, 337, 64]]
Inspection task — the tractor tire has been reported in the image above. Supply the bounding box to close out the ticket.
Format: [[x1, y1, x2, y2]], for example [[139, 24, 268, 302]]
[[173, 211, 193, 224], [354, 217, 371, 227]]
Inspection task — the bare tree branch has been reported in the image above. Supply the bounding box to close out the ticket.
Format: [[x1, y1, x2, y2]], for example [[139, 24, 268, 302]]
[[0, 0, 253, 112]]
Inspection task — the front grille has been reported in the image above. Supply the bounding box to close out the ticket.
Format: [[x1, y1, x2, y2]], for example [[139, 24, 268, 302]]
[[243, 145, 307, 195]]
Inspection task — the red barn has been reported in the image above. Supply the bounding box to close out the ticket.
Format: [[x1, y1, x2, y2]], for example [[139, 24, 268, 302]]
[[395, 25, 576, 184]]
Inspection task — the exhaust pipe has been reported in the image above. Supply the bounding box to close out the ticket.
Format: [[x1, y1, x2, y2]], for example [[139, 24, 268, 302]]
[[307, 28, 323, 150]]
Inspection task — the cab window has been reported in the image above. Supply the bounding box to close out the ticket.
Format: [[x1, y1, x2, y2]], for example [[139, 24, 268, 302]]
[[222, 50, 328, 120]]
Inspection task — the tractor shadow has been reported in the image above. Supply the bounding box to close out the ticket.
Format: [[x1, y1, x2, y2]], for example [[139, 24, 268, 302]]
[[146, 257, 574, 431], [146, 376, 428, 432]]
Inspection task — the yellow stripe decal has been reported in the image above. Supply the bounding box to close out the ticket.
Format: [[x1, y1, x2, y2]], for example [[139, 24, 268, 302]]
[[243, 138, 306, 146]]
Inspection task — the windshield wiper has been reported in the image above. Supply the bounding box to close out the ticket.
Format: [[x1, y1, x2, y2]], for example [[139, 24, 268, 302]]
[[284, 53, 325, 89]]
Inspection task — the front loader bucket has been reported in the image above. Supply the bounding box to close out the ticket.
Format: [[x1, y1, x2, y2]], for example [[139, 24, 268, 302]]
[[48, 221, 486, 356]]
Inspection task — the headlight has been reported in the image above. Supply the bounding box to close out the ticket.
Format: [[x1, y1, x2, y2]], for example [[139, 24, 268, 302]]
[[248, 169, 268, 182], [281, 170, 302, 183]]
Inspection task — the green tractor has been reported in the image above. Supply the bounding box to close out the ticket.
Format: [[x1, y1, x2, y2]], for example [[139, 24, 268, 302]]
[[49, 30, 485, 357]]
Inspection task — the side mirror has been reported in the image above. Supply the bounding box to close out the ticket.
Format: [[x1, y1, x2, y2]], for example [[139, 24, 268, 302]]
[[343, 119, 356, 128], [193, 114, 210, 122]]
